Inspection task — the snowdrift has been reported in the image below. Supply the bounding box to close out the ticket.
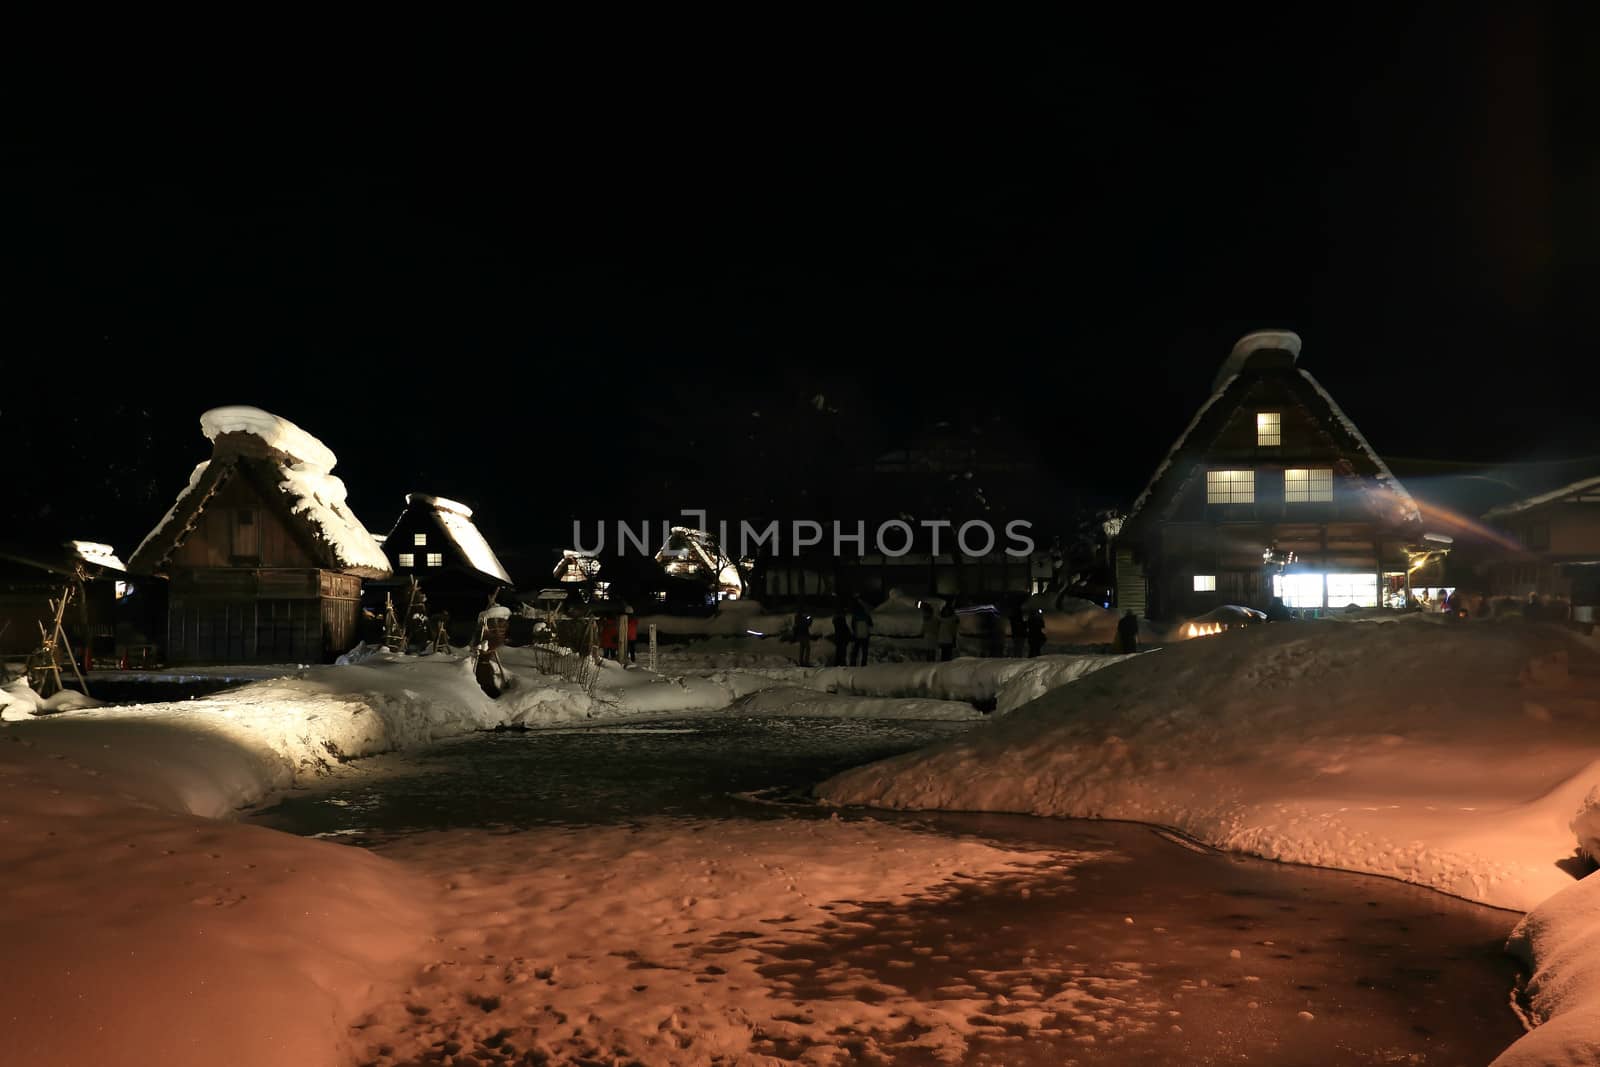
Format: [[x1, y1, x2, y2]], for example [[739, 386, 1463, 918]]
[[820, 621, 1600, 913], [819, 621, 1600, 1063]]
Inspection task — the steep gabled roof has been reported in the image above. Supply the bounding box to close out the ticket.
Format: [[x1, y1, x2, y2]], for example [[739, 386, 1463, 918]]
[[1126, 332, 1420, 534], [389, 494, 512, 585], [1484, 474, 1600, 520], [129, 407, 391, 578]]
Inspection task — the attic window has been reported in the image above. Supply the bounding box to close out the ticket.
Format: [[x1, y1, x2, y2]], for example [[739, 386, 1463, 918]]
[[1285, 468, 1333, 503], [413, 532, 428, 546], [1193, 575, 1216, 592], [1256, 412, 1281, 447], [1206, 469, 1255, 504], [426, 552, 443, 567], [398, 553, 415, 567]]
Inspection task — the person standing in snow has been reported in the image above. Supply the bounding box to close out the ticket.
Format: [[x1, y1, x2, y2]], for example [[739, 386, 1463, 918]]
[[920, 602, 940, 661], [849, 598, 874, 666], [1026, 608, 1047, 657], [1116, 608, 1139, 653], [1008, 602, 1027, 658], [793, 604, 813, 667], [831, 605, 851, 666], [985, 610, 1005, 657], [626, 608, 639, 664], [937, 601, 960, 662]]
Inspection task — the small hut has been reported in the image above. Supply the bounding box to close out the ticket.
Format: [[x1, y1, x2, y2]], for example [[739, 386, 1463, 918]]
[[0, 540, 126, 665], [374, 494, 513, 641], [128, 407, 391, 664]]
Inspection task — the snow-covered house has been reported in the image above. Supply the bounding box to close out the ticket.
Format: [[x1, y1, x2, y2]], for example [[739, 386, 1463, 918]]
[[127, 407, 391, 664], [1118, 331, 1423, 620], [374, 494, 513, 633], [1482, 474, 1600, 619]]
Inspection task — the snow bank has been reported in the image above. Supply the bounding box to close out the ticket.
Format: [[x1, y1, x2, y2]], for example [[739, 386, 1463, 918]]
[[0, 716, 433, 1067], [0, 677, 104, 720], [787, 654, 1133, 715], [731, 686, 982, 721], [820, 621, 1600, 914], [1497, 873, 1600, 1065]]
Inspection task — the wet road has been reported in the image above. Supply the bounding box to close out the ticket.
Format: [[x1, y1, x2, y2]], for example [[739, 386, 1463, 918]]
[[251, 717, 1525, 1065]]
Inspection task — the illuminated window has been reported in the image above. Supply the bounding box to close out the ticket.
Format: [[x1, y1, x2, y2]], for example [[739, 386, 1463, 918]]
[[1273, 572, 1325, 608], [398, 553, 414, 567], [1325, 573, 1378, 608], [1206, 469, 1255, 504], [413, 532, 428, 546], [1256, 412, 1281, 446], [1193, 574, 1216, 592], [426, 552, 443, 567], [1284, 468, 1333, 502]]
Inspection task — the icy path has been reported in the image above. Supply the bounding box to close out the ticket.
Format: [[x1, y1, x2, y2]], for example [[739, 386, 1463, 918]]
[[251, 719, 1525, 1065]]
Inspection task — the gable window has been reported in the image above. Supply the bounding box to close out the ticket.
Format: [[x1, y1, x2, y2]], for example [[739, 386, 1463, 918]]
[[398, 552, 415, 567], [1256, 412, 1281, 447], [426, 552, 443, 567], [1206, 469, 1255, 504], [413, 532, 428, 546], [1284, 468, 1333, 503], [1193, 574, 1216, 592], [232, 508, 259, 558]]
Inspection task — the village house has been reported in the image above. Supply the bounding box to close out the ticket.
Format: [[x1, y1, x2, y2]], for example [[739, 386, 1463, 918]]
[[1480, 474, 1600, 623], [127, 407, 392, 664], [373, 493, 514, 638], [1117, 331, 1430, 620]]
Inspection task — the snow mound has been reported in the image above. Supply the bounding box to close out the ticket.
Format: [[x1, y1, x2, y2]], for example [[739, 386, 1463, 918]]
[[820, 620, 1600, 913], [200, 405, 338, 471]]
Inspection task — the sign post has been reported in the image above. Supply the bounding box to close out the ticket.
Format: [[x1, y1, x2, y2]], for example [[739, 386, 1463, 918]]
[[648, 623, 658, 673]]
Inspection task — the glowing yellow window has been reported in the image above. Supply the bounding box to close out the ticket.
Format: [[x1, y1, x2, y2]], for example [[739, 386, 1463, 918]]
[[1284, 468, 1333, 503], [1256, 412, 1281, 446], [1193, 575, 1216, 592], [1206, 469, 1255, 504]]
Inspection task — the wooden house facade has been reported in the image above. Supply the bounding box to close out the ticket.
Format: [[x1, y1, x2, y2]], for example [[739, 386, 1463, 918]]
[[128, 407, 391, 664], [1118, 331, 1424, 621], [1481, 475, 1600, 621]]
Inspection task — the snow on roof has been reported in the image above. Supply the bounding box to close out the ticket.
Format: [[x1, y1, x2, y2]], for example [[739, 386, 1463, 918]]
[[131, 460, 211, 565], [200, 406, 338, 472], [1126, 340, 1420, 527], [1126, 372, 1241, 523], [69, 541, 126, 572], [134, 407, 390, 576], [1296, 368, 1420, 523], [1483, 474, 1600, 520], [1210, 330, 1301, 393], [279, 466, 391, 573], [405, 493, 512, 584]]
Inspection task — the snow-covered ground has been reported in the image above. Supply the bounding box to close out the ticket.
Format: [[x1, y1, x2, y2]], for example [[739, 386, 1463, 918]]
[[819, 618, 1600, 1065], [16, 612, 1600, 1063]]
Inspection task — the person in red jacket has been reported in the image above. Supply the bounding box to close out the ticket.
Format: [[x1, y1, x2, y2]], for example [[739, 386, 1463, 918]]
[[600, 614, 620, 659], [626, 611, 639, 664]]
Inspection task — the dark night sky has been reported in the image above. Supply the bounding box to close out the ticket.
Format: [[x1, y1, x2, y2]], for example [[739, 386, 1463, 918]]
[[5, 11, 1600, 561]]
